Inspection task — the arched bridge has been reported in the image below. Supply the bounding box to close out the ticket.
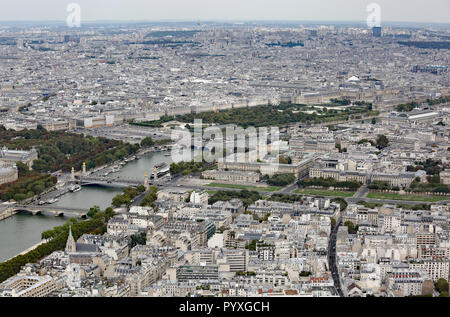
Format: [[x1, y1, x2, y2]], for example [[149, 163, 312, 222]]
[[14, 205, 88, 219], [74, 175, 146, 188]]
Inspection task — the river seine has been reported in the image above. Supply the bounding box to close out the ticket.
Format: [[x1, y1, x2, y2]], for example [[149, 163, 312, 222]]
[[0, 150, 173, 262]]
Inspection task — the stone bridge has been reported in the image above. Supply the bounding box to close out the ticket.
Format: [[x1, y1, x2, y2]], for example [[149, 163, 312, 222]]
[[74, 175, 146, 188], [14, 205, 88, 218]]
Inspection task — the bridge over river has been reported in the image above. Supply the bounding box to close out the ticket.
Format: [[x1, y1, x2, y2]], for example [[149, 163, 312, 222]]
[[14, 205, 88, 218], [74, 175, 146, 188]]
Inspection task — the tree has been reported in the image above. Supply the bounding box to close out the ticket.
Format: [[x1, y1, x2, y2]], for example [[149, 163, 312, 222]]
[[344, 221, 358, 234], [112, 194, 131, 207], [123, 187, 139, 199], [266, 174, 296, 186], [278, 156, 292, 165], [15, 161, 30, 177], [141, 186, 158, 207], [368, 181, 391, 190], [245, 239, 258, 251], [208, 190, 262, 208], [430, 175, 440, 184], [330, 217, 336, 229], [140, 137, 154, 147], [135, 185, 146, 194], [371, 118, 377, 124], [376, 135, 389, 149], [87, 205, 101, 218], [436, 278, 449, 294], [129, 232, 147, 248], [300, 271, 312, 277]]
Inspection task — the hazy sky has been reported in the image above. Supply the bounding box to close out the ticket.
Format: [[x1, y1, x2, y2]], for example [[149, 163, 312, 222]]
[[0, 0, 449, 24]]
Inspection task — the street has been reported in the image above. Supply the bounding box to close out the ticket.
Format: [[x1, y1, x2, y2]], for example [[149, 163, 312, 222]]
[[328, 218, 344, 297]]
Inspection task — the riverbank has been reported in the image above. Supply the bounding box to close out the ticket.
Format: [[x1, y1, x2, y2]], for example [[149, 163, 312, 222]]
[[0, 149, 172, 262], [87, 145, 169, 177], [136, 145, 172, 157], [0, 209, 115, 282], [0, 207, 17, 221]]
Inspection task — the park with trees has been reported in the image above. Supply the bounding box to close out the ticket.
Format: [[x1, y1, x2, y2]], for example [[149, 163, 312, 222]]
[[262, 173, 296, 186], [170, 160, 216, 176], [0, 126, 140, 173], [130, 102, 378, 129], [0, 173, 56, 202], [208, 190, 262, 208]]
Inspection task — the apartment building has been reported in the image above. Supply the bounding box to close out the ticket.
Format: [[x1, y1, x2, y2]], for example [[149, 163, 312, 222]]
[[0, 275, 60, 297], [387, 270, 424, 297], [409, 259, 450, 282]]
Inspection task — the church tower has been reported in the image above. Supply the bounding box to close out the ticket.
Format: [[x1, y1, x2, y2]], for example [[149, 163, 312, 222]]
[[65, 226, 76, 254]]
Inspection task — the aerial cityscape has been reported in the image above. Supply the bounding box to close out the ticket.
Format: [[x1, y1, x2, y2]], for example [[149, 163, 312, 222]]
[[0, 0, 449, 301]]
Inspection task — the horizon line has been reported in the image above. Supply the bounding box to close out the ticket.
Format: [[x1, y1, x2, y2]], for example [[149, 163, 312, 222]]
[[0, 19, 449, 26]]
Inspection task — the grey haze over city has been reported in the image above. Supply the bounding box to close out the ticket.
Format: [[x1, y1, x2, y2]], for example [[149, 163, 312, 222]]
[[0, 0, 449, 24]]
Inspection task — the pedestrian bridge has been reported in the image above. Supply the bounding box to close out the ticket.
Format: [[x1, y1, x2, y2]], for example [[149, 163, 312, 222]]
[[14, 205, 88, 219]]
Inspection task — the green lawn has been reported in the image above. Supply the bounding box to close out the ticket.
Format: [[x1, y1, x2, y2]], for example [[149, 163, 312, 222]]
[[367, 192, 449, 202], [294, 189, 356, 197], [205, 183, 282, 192]]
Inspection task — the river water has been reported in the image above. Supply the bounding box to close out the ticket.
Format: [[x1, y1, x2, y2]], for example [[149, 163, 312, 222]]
[[0, 150, 173, 263], [0, 213, 67, 263]]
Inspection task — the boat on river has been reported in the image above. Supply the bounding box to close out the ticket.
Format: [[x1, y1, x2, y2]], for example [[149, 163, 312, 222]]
[[47, 198, 59, 204], [111, 165, 121, 173], [151, 162, 170, 179], [69, 185, 82, 193], [125, 156, 136, 162]]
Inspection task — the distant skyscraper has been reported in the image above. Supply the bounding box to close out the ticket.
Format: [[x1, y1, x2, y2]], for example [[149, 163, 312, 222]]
[[372, 27, 382, 38], [16, 39, 24, 49]]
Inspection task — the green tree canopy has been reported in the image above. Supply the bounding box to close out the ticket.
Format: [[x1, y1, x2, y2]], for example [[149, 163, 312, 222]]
[[140, 137, 154, 147], [376, 134, 389, 149]]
